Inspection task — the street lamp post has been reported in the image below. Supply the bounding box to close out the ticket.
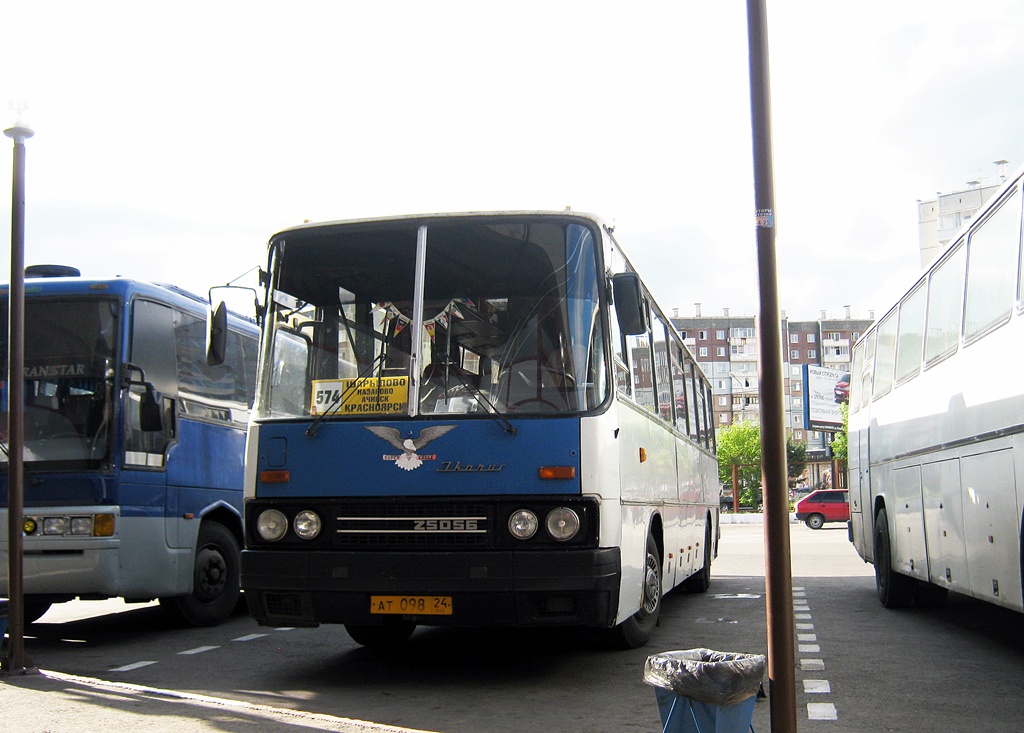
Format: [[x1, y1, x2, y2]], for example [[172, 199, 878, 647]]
[[3, 123, 34, 675]]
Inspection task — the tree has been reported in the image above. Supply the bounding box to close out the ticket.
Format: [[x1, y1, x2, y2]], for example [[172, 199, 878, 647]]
[[717, 422, 810, 507], [787, 437, 807, 486], [830, 403, 849, 462], [716, 422, 761, 503]]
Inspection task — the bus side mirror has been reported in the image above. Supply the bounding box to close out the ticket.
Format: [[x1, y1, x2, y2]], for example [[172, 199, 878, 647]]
[[139, 385, 163, 432], [207, 301, 228, 366], [611, 273, 648, 335]]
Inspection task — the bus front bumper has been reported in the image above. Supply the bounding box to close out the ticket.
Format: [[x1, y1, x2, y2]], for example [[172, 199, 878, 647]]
[[241, 547, 621, 629]]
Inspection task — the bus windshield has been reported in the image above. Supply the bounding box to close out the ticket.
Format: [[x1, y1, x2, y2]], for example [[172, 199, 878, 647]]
[[0, 298, 117, 467], [260, 217, 608, 420]]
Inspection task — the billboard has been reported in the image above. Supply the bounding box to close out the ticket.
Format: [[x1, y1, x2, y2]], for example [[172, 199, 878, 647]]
[[803, 365, 846, 432]]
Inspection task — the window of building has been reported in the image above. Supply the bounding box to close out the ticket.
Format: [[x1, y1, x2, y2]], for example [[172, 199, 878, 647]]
[[699, 346, 707, 357], [807, 334, 816, 343], [717, 346, 726, 356], [790, 349, 799, 360], [716, 330, 726, 339], [790, 334, 799, 343], [699, 330, 707, 340], [808, 349, 816, 358], [829, 332, 840, 340]]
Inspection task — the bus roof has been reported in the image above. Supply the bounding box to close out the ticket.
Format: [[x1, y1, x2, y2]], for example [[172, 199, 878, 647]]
[[269, 210, 609, 240]]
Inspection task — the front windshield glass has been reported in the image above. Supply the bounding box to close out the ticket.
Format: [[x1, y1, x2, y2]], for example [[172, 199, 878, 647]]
[[0, 298, 117, 467], [258, 217, 608, 420]]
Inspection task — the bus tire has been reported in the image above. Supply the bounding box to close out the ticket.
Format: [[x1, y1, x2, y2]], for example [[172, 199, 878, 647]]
[[345, 621, 416, 649], [161, 521, 240, 627], [608, 533, 661, 649], [682, 523, 712, 593], [873, 507, 914, 608], [805, 513, 825, 530]]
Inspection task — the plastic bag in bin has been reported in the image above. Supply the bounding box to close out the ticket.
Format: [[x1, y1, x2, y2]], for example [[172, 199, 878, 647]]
[[643, 648, 767, 707]]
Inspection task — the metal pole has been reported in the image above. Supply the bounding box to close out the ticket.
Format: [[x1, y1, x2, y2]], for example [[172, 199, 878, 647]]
[[3, 124, 33, 675], [745, 2, 797, 731]]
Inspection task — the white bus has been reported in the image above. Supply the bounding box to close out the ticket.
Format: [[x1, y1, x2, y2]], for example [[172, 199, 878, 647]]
[[231, 211, 721, 648], [849, 164, 1024, 613]]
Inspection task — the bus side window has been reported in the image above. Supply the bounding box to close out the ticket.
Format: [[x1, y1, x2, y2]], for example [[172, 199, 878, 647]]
[[126, 300, 177, 464], [670, 343, 689, 435], [607, 283, 631, 397]]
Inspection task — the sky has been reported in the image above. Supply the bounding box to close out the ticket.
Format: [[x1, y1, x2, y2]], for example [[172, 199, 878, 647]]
[[1, 1, 1023, 323]]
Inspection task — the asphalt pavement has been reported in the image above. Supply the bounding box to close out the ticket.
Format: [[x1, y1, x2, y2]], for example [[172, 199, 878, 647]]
[[1, 516, 861, 732]]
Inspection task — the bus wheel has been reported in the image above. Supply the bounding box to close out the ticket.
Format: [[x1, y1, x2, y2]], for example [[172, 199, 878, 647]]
[[162, 522, 240, 627], [873, 507, 914, 608], [608, 533, 661, 649], [806, 514, 825, 530], [345, 621, 416, 649], [682, 523, 712, 593]]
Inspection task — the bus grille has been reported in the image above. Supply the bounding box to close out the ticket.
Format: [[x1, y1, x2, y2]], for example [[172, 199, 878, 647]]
[[333, 502, 492, 550]]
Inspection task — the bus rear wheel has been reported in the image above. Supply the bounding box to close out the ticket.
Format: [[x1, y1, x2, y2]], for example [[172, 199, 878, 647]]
[[873, 507, 914, 608], [608, 533, 661, 649], [161, 522, 240, 627]]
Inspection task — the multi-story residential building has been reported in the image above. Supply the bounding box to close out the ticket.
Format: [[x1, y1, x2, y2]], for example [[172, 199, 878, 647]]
[[672, 305, 874, 483], [917, 160, 1010, 267]]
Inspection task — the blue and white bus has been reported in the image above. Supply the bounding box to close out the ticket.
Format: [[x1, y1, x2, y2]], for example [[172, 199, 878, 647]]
[[849, 163, 1024, 614], [233, 212, 720, 648], [0, 268, 258, 625]]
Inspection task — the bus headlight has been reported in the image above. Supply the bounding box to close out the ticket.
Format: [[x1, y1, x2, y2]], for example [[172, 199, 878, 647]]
[[70, 517, 94, 536], [508, 509, 539, 540], [43, 517, 69, 535], [256, 509, 289, 542], [546, 507, 580, 541], [293, 510, 322, 540]]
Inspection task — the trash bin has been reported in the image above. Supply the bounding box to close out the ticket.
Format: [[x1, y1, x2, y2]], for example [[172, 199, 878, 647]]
[[643, 648, 766, 733]]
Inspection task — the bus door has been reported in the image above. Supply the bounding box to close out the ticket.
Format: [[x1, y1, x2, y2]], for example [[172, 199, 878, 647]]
[[122, 300, 179, 566], [848, 333, 873, 558]]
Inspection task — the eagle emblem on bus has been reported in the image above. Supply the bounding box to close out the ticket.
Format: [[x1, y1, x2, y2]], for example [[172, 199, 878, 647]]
[[365, 425, 457, 471]]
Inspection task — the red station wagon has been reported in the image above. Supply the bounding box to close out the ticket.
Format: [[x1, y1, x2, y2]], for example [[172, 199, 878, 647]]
[[794, 489, 850, 530]]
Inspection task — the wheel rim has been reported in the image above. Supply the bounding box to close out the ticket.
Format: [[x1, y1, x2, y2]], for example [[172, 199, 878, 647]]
[[642, 551, 660, 614], [194, 545, 229, 601]]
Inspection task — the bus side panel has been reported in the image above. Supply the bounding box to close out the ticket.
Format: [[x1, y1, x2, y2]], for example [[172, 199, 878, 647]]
[[961, 448, 1022, 610], [164, 418, 246, 549], [892, 465, 927, 581], [922, 458, 966, 590], [614, 399, 655, 624]]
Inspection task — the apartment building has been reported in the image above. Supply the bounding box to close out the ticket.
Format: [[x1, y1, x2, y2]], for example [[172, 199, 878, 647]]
[[671, 305, 873, 463]]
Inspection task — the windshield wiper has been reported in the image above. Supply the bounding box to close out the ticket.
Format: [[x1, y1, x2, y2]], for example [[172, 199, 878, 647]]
[[305, 351, 388, 438], [436, 357, 518, 435]]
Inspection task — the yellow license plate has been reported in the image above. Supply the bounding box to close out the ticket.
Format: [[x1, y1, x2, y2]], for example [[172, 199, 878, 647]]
[[370, 595, 453, 616]]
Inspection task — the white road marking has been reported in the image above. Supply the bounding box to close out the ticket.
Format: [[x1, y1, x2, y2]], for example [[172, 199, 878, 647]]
[[798, 643, 821, 653], [109, 661, 157, 672], [179, 645, 220, 655], [801, 658, 825, 670], [232, 633, 268, 642], [798, 633, 818, 642], [803, 680, 831, 694], [808, 702, 838, 720]]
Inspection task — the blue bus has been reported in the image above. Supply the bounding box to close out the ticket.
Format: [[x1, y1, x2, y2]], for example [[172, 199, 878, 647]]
[[232, 212, 720, 648], [0, 268, 258, 625]]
